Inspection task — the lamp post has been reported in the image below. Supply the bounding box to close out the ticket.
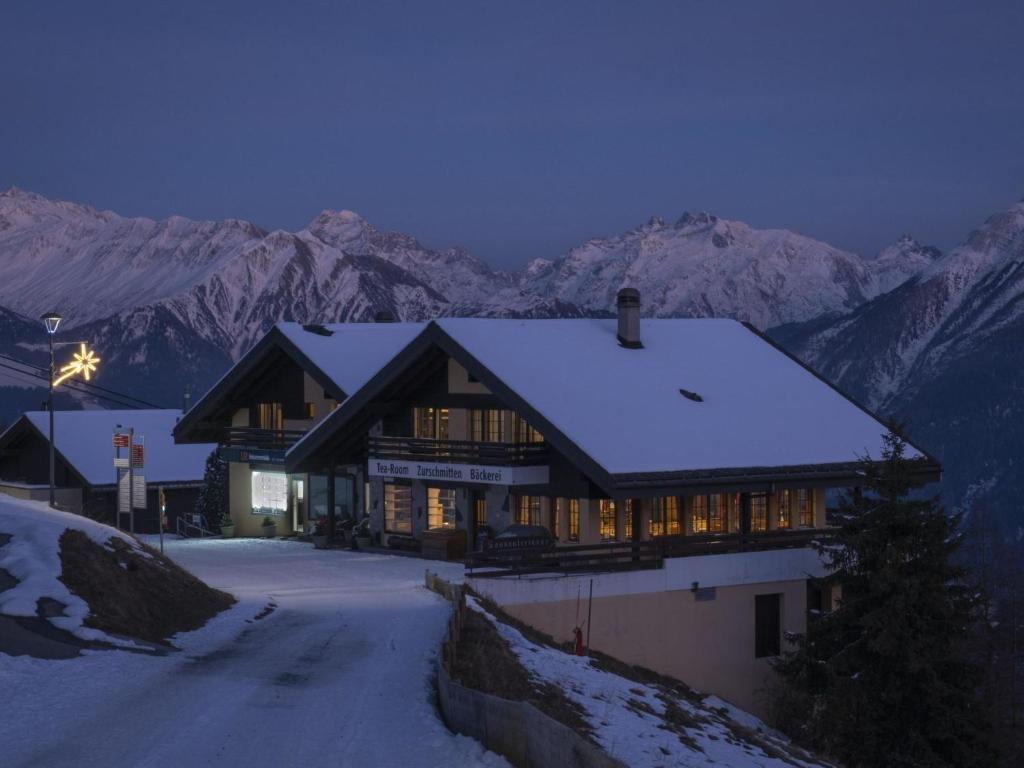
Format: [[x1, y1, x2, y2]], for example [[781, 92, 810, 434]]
[[41, 312, 62, 507]]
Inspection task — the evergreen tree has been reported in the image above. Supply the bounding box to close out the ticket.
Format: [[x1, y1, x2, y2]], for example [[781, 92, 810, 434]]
[[772, 431, 994, 767], [194, 450, 228, 531]]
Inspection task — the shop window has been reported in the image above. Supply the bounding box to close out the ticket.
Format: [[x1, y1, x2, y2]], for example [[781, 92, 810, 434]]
[[599, 499, 617, 541], [513, 414, 544, 444], [413, 407, 450, 440], [515, 495, 542, 526], [384, 483, 412, 533], [251, 471, 287, 517], [256, 402, 283, 431], [798, 489, 814, 527], [649, 496, 680, 537], [428, 487, 457, 529], [755, 593, 782, 658], [470, 409, 505, 442], [568, 499, 579, 542], [750, 492, 768, 532], [691, 494, 726, 533]]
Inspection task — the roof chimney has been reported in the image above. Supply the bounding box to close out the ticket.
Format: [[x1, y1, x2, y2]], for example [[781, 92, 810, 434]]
[[374, 310, 395, 323], [616, 288, 642, 349]]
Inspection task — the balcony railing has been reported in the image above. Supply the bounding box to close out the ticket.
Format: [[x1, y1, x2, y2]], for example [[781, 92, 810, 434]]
[[466, 528, 825, 577], [368, 435, 549, 466], [225, 427, 307, 451]]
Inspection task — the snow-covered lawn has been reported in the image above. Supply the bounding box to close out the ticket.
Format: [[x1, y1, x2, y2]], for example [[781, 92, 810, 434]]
[[469, 596, 829, 768], [1, 536, 507, 768]]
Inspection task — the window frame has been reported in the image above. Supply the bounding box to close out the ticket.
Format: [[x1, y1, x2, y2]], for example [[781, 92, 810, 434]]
[[383, 482, 412, 534]]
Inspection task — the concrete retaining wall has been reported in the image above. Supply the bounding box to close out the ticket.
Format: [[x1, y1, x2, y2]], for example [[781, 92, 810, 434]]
[[426, 571, 625, 768]]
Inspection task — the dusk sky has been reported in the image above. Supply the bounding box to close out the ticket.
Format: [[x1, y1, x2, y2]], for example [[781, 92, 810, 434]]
[[3, 0, 1023, 268]]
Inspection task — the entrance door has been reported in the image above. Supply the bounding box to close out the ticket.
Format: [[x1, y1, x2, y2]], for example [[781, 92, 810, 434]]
[[291, 477, 306, 533]]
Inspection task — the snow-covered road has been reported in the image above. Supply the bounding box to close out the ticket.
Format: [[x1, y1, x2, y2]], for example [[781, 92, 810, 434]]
[[1, 538, 506, 768]]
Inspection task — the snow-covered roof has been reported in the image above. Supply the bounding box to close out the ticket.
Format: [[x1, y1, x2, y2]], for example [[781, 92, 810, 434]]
[[275, 321, 423, 396], [433, 317, 920, 475], [15, 410, 215, 486]]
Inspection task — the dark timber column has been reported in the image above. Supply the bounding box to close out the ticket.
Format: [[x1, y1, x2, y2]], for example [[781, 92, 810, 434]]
[[631, 497, 642, 562], [327, 464, 337, 541], [740, 492, 751, 552]]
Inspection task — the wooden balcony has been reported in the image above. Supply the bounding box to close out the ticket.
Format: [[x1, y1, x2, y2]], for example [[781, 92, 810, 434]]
[[466, 528, 824, 578], [224, 427, 307, 451], [368, 435, 549, 466]]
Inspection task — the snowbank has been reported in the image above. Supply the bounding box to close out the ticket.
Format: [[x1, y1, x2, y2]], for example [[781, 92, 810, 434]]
[[468, 596, 829, 768], [0, 495, 141, 640]]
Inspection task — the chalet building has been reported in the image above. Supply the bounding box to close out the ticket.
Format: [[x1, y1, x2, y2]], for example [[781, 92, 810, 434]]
[[172, 319, 422, 538], [0, 409, 214, 533], [284, 290, 940, 713]]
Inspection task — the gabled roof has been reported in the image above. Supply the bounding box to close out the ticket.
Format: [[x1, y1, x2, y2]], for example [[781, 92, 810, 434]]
[[286, 318, 940, 492], [0, 410, 215, 486], [174, 321, 423, 443]]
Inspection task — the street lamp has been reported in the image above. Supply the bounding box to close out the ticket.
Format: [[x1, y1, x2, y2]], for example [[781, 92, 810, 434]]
[[41, 312, 62, 507]]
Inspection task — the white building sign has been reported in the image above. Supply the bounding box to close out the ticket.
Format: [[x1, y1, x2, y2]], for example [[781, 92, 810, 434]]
[[367, 459, 549, 487]]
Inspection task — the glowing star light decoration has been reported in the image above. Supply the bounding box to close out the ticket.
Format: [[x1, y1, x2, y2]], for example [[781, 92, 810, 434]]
[[53, 343, 100, 387]]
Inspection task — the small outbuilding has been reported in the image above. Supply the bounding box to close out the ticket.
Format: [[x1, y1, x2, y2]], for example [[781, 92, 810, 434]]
[[0, 409, 216, 533]]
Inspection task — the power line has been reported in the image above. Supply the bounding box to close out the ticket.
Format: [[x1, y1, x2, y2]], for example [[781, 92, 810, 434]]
[[0, 355, 165, 409]]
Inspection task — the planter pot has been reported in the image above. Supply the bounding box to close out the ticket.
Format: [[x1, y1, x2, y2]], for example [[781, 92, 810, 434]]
[[262, 525, 277, 539], [355, 535, 372, 550], [312, 534, 331, 550], [220, 523, 236, 539]]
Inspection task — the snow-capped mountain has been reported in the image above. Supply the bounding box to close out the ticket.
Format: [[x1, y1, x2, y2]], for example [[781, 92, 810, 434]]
[[520, 212, 895, 328], [773, 200, 1024, 522], [0, 186, 938, 417]]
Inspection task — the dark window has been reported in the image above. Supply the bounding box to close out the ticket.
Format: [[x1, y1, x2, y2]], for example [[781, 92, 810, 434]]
[[755, 593, 782, 658], [798, 489, 814, 527]]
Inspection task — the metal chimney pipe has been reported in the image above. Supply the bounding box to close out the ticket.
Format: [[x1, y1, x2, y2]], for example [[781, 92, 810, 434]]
[[616, 288, 642, 349]]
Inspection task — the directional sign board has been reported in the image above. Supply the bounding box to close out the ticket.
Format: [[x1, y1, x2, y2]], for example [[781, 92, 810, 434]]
[[132, 474, 146, 508]]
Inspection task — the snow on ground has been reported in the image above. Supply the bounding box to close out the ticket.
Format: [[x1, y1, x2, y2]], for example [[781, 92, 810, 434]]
[[468, 596, 829, 768], [1, 537, 507, 768], [0, 495, 146, 641]]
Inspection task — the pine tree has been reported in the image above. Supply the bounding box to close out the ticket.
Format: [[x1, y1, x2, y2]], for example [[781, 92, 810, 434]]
[[772, 431, 994, 767], [194, 450, 228, 531]]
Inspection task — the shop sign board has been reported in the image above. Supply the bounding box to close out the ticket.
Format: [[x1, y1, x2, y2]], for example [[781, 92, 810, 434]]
[[367, 458, 549, 487]]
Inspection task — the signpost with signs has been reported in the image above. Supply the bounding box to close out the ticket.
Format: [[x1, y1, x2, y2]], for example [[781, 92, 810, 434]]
[[113, 429, 147, 534]]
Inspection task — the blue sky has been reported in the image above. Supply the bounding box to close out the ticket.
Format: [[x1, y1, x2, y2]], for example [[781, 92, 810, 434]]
[[2, 0, 1022, 268]]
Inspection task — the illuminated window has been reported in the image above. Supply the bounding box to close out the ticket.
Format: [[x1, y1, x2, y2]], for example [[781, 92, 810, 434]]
[[474, 496, 487, 530], [649, 496, 680, 537], [515, 495, 542, 526], [251, 471, 287, 516], [550, 497, 560, 539], [304, 402, 316, 420], [691, 494, 725, 533], [513, 414, 544, 443], [777, 490, 792, 529], [624, 499, 633, 540], [568, 499, 579, 542], [413, 407, 450, 440], [427, 487, 457, 529], [798, 489, 813, 527], [470, 409, 505, 442], [599, 499, 617, 541], [256, 402, 283, 431], [750, 492, 768, 532], [384, 483, 412, 533]]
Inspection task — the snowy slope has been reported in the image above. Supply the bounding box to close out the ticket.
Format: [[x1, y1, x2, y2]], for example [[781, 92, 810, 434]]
[[772, 199, 1024, 524], [468, 596, 828, 768], [0, 495, 141, 640]]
